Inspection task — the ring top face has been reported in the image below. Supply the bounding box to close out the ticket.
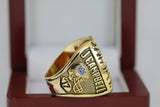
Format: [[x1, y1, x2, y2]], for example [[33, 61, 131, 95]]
[[45, 36, 113, 97]]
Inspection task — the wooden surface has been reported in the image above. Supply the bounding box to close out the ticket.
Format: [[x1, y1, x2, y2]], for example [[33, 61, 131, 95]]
[[7, 70, 149, 107], [121, 0, 136, 69], [9, 0, 26, 70]]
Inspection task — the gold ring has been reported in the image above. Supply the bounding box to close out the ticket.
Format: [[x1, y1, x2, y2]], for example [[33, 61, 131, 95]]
[[45, 36, 112, 97]]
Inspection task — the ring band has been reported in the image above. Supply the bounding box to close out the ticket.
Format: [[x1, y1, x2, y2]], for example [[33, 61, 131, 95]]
[[45, 36, 112, 97]]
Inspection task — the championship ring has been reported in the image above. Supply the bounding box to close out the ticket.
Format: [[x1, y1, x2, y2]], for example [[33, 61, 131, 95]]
[[45, 36, 112, 97]]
